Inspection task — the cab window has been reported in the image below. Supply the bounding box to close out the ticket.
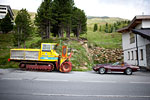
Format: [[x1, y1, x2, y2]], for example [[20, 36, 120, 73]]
[[42, 44, 51, 51]]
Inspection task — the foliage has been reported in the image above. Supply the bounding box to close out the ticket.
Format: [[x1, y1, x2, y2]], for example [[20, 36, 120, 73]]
[[12, 9, 36, 21], [99, 20, 130, 33], [93, 24, 98, 32], [35, 0, 53, 39], [72, 7, 87, 39], [51, 0, 74, 38], [14, 9, 32, 47], [0, 34, 18, 69], [0, 13, 13, 33], [35, 0, 87, 39]]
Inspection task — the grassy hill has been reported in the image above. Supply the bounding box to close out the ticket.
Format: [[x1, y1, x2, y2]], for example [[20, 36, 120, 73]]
[[11, 9, 126, 49], [0, 10, 128, 70], [87, 16, 127, 30], [86, 16, 129, 49]]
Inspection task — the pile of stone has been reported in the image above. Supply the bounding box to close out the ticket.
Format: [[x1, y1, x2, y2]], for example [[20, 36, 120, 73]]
[[89, 47, 123, 64]]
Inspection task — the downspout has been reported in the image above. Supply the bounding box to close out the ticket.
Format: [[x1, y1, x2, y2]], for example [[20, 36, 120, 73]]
[[136, 34, 139, 66]]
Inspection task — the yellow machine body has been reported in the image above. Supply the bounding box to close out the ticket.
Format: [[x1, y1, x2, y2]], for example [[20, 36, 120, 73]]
[[10, 43, 72, 72], [10, 43, 67, 65]]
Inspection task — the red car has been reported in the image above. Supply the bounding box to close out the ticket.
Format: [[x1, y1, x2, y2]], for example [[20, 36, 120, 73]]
[[93, 62, 140, 75]]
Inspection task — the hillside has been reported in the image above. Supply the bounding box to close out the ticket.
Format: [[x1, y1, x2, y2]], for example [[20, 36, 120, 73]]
[[87, 17, 128, 29], [11, 9, 127, 49], [0, 10, 127, 70], [86, 16, 130, 48]]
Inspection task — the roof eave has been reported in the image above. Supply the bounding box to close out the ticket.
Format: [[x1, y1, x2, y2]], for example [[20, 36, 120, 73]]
[[117, 15, 150, 33]]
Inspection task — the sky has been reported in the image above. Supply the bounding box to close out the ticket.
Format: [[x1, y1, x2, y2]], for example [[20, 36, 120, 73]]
[[0, 0, 150, 20]]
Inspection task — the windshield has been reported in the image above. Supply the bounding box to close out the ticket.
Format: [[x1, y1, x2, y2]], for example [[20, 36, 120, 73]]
[[42, 44, 51, 51], [112, 62, 120, 66]]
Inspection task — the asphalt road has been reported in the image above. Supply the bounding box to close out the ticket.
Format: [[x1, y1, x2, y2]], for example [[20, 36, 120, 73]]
[[0, 69, 150, 100]]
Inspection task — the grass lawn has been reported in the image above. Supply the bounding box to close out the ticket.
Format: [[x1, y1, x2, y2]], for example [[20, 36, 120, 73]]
[[87, 30, 122, 49]]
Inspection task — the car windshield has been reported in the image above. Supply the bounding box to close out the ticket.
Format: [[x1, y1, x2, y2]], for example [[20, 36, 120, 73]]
[[112, 62, 120, 66]]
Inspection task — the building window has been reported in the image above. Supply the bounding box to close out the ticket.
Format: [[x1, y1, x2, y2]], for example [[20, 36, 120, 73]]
[[140, 49, 143, 60], [131, 51, 134, 60], [130, 33, 135, 44], [0, 11, 6, 14], [135, 50, 138, 60], [0, 8, 6, 10], [128, 51, 130, 60]]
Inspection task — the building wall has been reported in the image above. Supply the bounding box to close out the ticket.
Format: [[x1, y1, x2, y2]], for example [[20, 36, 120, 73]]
[[0, 6, 8, 19], [122, 32, 136, 50], [146, 44, 150, 69], [142, 20, 150, 28], [138, 45, 147, 67], [122, 20, 150, 67], [123, 39, 148, 67], [123, 48, 138, 65]]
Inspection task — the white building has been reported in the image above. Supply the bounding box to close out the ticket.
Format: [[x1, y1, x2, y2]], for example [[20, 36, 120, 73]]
[[118, 15, 150, 69], [0, 5, 14, 20]]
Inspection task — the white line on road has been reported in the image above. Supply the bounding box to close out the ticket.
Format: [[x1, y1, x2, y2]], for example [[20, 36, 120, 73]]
[[34, 79, 69, 82], [130, 82, 150, 84], [34, 79, 116, 83], [32, 93, 150, 98], [82, 81, 116, 83], [1, 78, 22, 80]]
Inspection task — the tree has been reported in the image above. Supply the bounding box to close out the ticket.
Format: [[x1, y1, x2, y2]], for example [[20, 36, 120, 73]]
[[65, 0, 74, 38], [105, 23, 108, 33], [14, 9, 32, 47], [0, 13, 13, 33], [52, 0, 74, 38], [35, 0, 53, 39], [93, 24, 98, 32], [99, 25, 102, 32], [72, 7, 87, 39]]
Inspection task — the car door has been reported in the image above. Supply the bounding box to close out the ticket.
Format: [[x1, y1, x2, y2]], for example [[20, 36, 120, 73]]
[[110, 62, 122, 71]]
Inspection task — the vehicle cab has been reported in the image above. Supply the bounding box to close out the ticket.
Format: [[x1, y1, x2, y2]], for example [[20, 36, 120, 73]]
[[40, 43, 59, 61]]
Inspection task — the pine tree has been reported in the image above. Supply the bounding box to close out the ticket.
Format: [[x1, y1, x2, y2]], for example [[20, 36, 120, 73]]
[[52, 0, 74, 38], [35, 0, 53, 39], [72, 7, 87, 39], [0, 13, 13, 33], [93, 24, 98, 32], [65, 0, 74, 38], [14, 9, 32, 47], [105, 23, 108, 33], [99, 25, 102, 32]]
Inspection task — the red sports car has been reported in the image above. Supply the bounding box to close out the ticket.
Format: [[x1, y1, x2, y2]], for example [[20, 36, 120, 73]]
[[93, 62, 140, 75]]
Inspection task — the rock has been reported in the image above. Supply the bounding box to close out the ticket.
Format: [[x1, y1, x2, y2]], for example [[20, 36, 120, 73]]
[[89, 47, 123, 64]]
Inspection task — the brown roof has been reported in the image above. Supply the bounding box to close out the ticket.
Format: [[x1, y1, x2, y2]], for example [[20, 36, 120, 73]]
[[117, 15, 150, 33]]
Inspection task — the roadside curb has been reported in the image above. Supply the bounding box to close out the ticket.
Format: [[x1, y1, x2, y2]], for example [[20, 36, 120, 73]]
[[0, 68, 17, 75], [139, 67, 150, 72]]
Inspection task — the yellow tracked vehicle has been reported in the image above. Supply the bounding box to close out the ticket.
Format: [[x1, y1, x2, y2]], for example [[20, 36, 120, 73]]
[[8, 43, 72, 72]]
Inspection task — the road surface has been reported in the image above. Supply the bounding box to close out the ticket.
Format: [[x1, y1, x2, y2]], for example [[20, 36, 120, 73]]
[[0, 69, 150, 100]]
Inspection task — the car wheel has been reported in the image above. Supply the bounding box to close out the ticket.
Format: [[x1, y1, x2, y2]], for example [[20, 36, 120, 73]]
[[99, 68, 106, 74], [125, 68, 132, 75]]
